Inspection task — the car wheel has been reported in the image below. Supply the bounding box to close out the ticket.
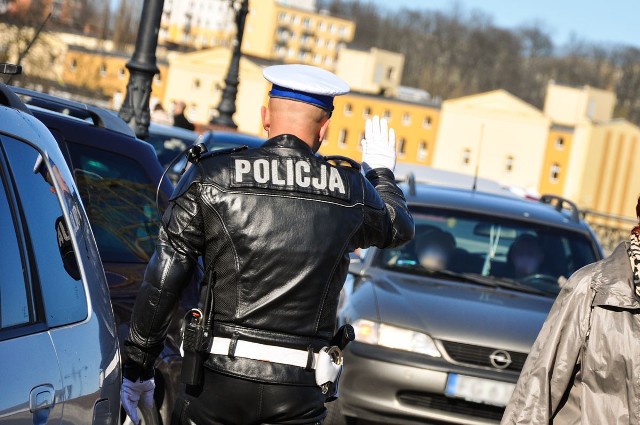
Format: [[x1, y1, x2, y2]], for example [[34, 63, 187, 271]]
[[324, 399, 357, 425]]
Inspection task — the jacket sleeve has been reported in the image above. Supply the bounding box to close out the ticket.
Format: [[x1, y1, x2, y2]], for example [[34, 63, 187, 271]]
[[359, 167, 414, 249], [123, 182, 205, 380], [500, 265, 596, 424]]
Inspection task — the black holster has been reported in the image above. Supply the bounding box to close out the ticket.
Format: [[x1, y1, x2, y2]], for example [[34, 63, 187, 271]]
[[180, 278, 214, 386]]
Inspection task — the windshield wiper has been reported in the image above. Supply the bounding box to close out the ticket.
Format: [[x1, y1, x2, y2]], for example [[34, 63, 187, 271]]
[[387, 264, 499, 287], [386, 264, 548, 295]]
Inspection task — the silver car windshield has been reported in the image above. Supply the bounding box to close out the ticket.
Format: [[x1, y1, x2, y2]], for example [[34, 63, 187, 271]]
[[379, 207, 599, 296]]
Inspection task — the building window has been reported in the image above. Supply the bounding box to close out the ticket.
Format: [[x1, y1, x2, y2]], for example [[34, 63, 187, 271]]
[[192, 79, 201, 90], [423, 116, 432, 128], [550, 163, 561, 182], [344, 103, 352, 115], [118, 67, 126, 79], [292, 15, 300, 25], [505, 155, 514, 172], [402, 113, 411, 126], [278, 12, 287, 22], [319, 21, 326, 31], [462, 148, 472, 165], [338, 129, 348, 148], [555, 136, 565, 149], [358, 132, 364, 151], [303, 17, 311, 28], [69, 58, 77, 71], [397, 138, 406, 157], [417, 141, 428, 161], [363, 107, 371, 118], [99, 63, 107, 76], [383, 110, 391, 120]]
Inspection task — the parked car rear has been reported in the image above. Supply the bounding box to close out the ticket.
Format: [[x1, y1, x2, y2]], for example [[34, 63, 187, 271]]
[[0, 74, 121, 424], [11, 86, 198, 424]]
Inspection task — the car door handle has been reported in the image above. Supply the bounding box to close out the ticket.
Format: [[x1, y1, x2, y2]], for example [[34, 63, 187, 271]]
[[29, 384, 55, 412]]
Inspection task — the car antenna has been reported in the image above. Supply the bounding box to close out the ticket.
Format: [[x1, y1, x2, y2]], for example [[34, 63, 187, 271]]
[[6, 12, 51, 85], [471, 123, 484, 192]]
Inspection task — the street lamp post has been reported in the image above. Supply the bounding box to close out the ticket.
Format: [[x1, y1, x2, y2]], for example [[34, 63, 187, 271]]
[[119, 0, 164, 139], [210, 0, 249, 129]]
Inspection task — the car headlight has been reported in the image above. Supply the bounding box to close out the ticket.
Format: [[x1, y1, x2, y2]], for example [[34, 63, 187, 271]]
[[352, 319, 441, 357]]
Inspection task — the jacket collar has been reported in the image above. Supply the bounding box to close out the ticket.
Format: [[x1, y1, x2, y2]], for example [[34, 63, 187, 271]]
[[262, 134, 315, 155], [592, 242, 640, 309]]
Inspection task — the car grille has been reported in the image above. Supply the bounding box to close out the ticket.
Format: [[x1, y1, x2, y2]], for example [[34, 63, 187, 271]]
[[440, 340, 527, 372], [398, 391, 504, 421]]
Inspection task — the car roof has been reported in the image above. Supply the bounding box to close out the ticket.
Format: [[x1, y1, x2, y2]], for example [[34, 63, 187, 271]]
[[400, 182, 589, 233], [0, 103, 62, 154], [11, 86, 137, 137], [149, 122, 200, 141]]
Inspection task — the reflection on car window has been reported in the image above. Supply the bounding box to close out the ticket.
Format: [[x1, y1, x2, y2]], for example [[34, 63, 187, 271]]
[[379, 206, 598, 296], [2, 137, 88, 327], [0, 165, 33, 329], [66, 142, 160, 263]]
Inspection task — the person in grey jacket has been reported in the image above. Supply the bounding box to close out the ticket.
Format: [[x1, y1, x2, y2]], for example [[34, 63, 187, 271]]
[[502, 201, 640, 424]]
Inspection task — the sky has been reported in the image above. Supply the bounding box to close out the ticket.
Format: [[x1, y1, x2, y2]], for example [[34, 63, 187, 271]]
[[366, 0, 640, 49]]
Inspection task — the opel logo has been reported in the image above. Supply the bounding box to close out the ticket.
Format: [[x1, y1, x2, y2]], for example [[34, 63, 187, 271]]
[[489, 350, 512, 369]]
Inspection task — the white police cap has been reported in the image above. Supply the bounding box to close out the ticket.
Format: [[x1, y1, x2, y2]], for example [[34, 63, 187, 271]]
[[263, 64, 350, 112]]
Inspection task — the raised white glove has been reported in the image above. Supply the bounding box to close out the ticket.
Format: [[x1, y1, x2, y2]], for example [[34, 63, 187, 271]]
[[121, 377, 155, 425], [361, 115, 396, 173]]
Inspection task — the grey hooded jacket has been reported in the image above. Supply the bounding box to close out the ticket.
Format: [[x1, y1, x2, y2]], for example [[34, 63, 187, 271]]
[[501, 242, 640, 424]]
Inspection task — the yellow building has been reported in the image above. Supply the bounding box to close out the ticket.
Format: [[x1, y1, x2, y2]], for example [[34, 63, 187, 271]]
[[537, 125, 575, 196], [564, 119, 640, 219], [63, 46, 169, 109], [244, 0, 355, 70], [160, 46, 439, 161], [431, 90, 550, 195], [320, 93, 440, 165]]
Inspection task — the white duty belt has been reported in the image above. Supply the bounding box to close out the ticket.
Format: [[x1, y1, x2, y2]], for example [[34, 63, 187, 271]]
[[209, 337, 319, 369]]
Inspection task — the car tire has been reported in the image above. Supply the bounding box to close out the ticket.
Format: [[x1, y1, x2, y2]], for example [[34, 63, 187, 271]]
[[324, 399, 357, 425]]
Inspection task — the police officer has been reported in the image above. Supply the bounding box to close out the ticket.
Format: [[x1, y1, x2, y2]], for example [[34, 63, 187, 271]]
[[120, 64, 414, 425]]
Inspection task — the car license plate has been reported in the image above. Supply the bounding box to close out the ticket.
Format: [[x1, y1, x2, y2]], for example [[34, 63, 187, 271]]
[[445, 374, 515, 407]]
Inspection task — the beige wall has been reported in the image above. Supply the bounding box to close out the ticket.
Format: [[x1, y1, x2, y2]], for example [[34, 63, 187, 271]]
[[571, 120, 640, 219], [543, 82, 616, 126], [163, 48, 268, 135], [432, 90, 549, 193], [335, 48, 404, 96]]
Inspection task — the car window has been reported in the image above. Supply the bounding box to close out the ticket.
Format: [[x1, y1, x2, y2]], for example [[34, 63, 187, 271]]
[[0, 171, 33, 329], [146, 130, 197, 167], [66, 142, 160, 263], [378, 206, 599, 295], [1, 136, 87, 328]]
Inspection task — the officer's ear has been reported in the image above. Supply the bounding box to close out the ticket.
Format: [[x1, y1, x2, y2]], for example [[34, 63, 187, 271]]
[[261, 105, 270, 132], [319, 115, 330, 142]]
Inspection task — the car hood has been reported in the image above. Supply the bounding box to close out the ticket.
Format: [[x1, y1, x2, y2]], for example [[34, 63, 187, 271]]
[[371, 270, 555, 352]]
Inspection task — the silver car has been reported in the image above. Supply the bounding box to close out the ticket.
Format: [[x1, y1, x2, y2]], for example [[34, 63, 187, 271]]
[[0, 78, 121, 423], [327, 182, 603, 425]]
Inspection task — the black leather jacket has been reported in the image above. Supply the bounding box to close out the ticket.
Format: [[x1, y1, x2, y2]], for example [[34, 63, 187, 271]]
[[124, 134, 414, 384]]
